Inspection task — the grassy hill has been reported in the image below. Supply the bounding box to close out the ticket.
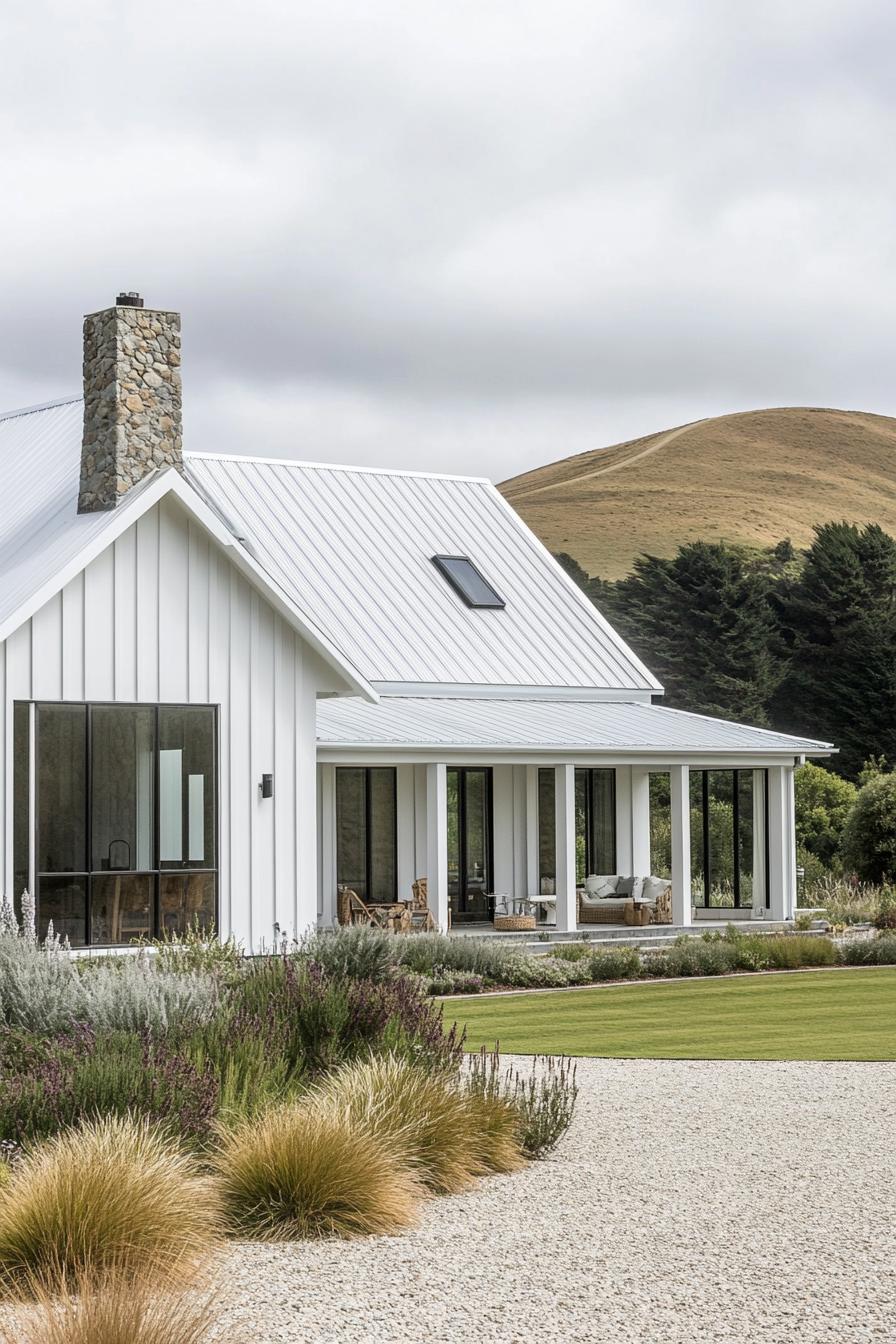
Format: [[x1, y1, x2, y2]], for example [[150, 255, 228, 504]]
[[500, 407, 896, 580]]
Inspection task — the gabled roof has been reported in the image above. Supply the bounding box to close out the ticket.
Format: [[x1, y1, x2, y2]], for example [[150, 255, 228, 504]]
[[317, 696, 834, 757], [184, 453, 660, 696], [0, 399, 375, 699], [1, 399, 658, 697]]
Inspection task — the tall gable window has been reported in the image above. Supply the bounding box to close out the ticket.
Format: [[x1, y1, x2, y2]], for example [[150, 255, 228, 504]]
[[431, 555, 505, 609]]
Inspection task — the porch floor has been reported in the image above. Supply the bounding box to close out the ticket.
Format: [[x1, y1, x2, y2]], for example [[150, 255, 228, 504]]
[[449, 919, 794, 950]]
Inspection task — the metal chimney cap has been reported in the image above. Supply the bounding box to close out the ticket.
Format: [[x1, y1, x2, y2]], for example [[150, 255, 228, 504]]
[[116, 292, 144, 308]]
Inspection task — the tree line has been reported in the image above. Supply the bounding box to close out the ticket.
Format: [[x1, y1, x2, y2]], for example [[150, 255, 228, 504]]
[[556, 520, 896, 782]]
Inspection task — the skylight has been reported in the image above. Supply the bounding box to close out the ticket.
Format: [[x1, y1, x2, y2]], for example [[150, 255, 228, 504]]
[[431, 555, 505, 609]]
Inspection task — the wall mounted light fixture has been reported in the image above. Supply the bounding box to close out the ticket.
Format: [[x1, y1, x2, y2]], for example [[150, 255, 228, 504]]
[[260, 773, 273, 799]]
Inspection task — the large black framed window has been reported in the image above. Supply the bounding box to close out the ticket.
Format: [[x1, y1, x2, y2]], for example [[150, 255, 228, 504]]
[[335, 767, 397, 904], [575, 768, 616, 883], [15, 702, 218, 946], [649, 768, 769, 909]]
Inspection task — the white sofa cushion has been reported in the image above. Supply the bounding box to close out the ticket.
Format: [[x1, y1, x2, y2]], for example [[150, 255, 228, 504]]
[[584, 874, 619, 899], [642, 875, 671, 904]]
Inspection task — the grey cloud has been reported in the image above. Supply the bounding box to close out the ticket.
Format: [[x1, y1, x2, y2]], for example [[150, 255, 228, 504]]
[[0, 0, 894, 478]]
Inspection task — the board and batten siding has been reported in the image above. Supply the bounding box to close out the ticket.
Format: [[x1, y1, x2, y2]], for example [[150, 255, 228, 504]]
[[0, 496, 327, 948]]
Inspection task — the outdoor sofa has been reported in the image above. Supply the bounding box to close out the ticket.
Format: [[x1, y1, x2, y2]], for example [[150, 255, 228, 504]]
[[577, 874, 673, 925]]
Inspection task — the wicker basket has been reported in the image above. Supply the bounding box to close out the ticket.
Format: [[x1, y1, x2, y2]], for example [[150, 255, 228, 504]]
[[493, 914, 536, 932]]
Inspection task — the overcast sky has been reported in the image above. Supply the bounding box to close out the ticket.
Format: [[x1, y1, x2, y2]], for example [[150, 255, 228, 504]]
[[1, 1, 894, 481]]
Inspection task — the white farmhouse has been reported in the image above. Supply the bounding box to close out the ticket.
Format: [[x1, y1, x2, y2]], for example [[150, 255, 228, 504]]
[[0, 297, 832, 949]]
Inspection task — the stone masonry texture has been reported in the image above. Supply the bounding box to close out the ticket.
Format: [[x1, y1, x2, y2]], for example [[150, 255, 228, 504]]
[[79, 304, 182, 512]]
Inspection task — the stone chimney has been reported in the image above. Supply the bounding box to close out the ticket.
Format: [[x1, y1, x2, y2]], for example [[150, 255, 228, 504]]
[[78, 293, 183, 512]]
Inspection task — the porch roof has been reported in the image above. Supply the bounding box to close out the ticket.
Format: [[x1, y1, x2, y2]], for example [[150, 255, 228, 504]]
[[316, 696, 833, 757]]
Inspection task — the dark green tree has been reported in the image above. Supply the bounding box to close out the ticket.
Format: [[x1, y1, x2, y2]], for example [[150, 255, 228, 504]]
[[794, 761, 856, 868], [772, 523, 896, 777], [599, 542, 782, 724], [841, 773, 896, 881]]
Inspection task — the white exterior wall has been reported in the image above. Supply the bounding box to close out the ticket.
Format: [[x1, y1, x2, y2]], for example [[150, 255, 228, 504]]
[[0, 496, 327, 950]]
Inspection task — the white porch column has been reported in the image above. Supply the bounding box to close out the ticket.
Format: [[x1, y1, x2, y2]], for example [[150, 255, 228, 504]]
[[511, 766, 529, 904], [426, 763, 450, 931], [318, 764, 337, 928], [767, 765, 796, 921], [630, 767, 652, 876], [669, 765, 692, 926], [751, 769, 767, 918], [554, 764, 577, 932], [492, 765, 515, 900]]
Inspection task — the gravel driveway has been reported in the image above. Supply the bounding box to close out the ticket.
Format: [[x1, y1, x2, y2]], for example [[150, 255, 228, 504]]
[[216, 1059, 896, 1343]]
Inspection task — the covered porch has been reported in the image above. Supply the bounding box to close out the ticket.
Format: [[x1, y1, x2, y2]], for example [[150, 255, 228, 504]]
[[317, 698, 829, 935]]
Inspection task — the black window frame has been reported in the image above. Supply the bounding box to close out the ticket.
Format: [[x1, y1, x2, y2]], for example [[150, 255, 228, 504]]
[[431, 555, 506, 609], [18, 700, 219, 947], [335, 766, 398, 904], [691, 767, 769, 910], [447, 766, 495, 923], [575, 767, 617, 880]]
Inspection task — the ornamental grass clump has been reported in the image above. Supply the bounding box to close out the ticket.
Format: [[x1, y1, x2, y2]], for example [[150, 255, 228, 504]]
[[0, 1115, 221, 1296], [0, 1271, 223, 1344], [212, 1100, 422, 1240], [316, 1053, 487, 1194], [759, 934, 837, 969]]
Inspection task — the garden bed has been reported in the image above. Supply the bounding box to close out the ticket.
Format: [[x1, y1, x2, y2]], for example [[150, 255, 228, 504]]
[[0, 912, 577, 1339]]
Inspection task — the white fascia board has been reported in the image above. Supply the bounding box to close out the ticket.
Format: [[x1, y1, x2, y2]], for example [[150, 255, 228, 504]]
[[0, 470, 377, 704], [488, 485, 664, 695], [317, 746, 833, 766], [372, 683, 657, 702], [0, 470, 179, 646]]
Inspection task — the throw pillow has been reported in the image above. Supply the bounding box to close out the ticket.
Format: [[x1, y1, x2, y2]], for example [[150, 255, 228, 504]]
[[642, 875, 671, 903], [616, 876, 635, 898], [585, 875, 619, 898], [630, 876, 644, 901]]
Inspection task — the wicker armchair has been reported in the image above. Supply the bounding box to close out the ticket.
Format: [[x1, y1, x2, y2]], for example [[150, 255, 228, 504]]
[[410, 879, 436, 932]]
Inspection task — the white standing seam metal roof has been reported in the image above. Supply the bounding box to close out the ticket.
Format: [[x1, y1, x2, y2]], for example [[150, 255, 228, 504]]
[[0, 399, 659, 695], [316, 697, 834, 756], [184, 453, 660, 694]]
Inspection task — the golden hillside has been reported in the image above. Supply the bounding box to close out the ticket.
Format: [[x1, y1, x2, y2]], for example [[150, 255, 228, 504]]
[[500, 407, 896, 580]]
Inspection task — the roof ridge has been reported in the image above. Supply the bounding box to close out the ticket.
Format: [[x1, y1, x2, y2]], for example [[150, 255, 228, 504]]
[[185, 450, 492, 484], [0, 395, 82, 423]]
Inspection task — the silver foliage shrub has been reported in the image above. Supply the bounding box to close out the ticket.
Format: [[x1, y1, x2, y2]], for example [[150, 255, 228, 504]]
[[77, 954, 219, 1033], [0, 906, 218, 1034]]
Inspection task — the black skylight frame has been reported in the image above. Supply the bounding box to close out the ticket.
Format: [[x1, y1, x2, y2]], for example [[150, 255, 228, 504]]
[[431, 555, 506, 609]]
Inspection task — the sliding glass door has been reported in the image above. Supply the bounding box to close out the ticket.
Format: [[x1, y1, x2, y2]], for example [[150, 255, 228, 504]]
[[16, 702, 217, 946], [448, 768, 493, 924]]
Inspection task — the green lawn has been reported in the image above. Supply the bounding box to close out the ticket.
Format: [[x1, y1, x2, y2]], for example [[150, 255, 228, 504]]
[[445, 968, 896, 1060]]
